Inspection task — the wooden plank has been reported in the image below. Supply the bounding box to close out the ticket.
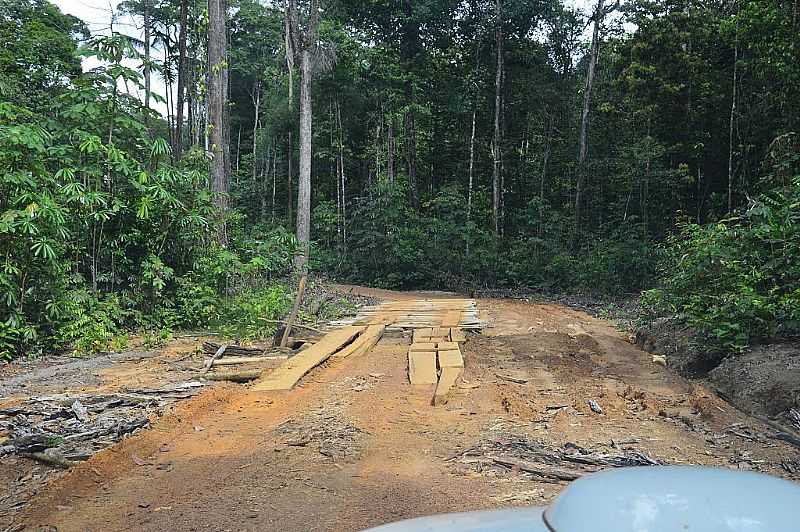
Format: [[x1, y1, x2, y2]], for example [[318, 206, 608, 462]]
[[349, 324, 384, 358], [431, 327, 449, 338], [409, 342, 436, 352], [441, 310, 462, 327], [449, 328, 467, 342], [436, 341, 459, 352], [332, 332, 369, 359], [413, 328, 434, 342], [433, 366, 462, 405], [408, 351, 437, 385], [251, 326, 364, 391], [438, 349, 463, 368]]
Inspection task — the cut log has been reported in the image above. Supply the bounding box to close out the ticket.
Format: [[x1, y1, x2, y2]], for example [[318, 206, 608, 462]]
[[210, 356, 288, 366], [409, 351, 438, 385], [205, 370, 262, 382], [251, 326, 365, 391], [433, 366, 462, 405], [203, 342, 263, 356]]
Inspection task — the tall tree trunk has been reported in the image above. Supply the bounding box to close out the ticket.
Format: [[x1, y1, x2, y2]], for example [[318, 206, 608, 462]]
[[492, 0, 503, 235], [272, 138, 277, 223], [295, 49, 313, 270], [143, 0, 151, 121], [387, 114, 395, 183], [336, 98, 347, 249], [405, 111, 419, 209], [174, 0, 188, 159], [235, 125, 242, 175], [468, 107, 476, 223], [208, 0, 229, 244], [252, 82, 261, 185], [575, 0, 604, 234], [728, 13, 739, 214], [539, 119, 552, 236], [287, 130, 293, 224]]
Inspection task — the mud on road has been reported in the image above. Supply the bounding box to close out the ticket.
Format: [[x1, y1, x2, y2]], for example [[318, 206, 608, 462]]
[[4, 293, 800, 531]]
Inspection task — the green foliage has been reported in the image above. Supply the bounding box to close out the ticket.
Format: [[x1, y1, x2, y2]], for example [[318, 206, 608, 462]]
[[643, 176, 800, 351], [54, 291, 127, 355], [216, 285, 292, 340]]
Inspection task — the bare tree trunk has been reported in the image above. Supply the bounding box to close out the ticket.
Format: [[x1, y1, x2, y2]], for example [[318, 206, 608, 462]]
[[575, 0, 611, 233], [261, 139, 270, 219], [252, 82, 261, 184], [164, 44, 174, 148], [336, 98, 346, 249], [405, 111, 419, 208], [468, 107, 476, 223], [272, 138, 277, 223], [174, 0, 188, 159], [387, 114, 395, 183], [295, 49, 313, 270], [539, 119, 552, 236], [287, 130, 293, 224], [143, 0, 151, 121], [492, 0, 503, 235], [728, 12, 739, 214], [375, 117, 382, 181], [208, 0, 229, 244]]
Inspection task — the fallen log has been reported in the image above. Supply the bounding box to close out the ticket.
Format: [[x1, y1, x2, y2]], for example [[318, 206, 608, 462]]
[[492, 457, 584, 481], [205, 370, 262, 383], [20, 451, 77, 469], [209, 355, 288, 366], [203, 342, 263, 356]]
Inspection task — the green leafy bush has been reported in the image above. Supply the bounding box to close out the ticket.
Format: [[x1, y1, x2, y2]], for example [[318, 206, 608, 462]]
[[643, 176, 800, 351]]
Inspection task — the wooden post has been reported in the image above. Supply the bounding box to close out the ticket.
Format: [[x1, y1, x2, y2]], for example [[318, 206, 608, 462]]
[[280, 273, 308, 348]]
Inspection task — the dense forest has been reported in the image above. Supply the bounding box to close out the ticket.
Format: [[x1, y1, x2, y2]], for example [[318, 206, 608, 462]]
[[1, 0, 798, 359]]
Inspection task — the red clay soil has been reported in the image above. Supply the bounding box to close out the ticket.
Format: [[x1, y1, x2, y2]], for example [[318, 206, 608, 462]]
[[6, 293, 799, 531]]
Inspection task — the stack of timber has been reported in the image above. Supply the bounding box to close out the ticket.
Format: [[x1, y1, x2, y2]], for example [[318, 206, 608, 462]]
[[329, 299, 484, 331], [251, 326, 373, 391], [406, 331, 467, 405]]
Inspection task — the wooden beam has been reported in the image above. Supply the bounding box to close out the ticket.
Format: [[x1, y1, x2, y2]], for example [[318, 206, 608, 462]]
[[433, 367, 462, 405], [251, 326, 364, 391], [408, 351, 437, 385], [450, 328, 467, 342], [409, 342, 436, 352]]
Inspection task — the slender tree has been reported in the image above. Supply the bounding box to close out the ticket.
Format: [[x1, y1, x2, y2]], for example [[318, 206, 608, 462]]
[[574, 0, 618, 234], [492, 0, 504, 235], [208, 0, 229, 244]]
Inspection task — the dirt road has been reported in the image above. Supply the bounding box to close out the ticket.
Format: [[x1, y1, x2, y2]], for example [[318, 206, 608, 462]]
[[9, 290, 799, 531]]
